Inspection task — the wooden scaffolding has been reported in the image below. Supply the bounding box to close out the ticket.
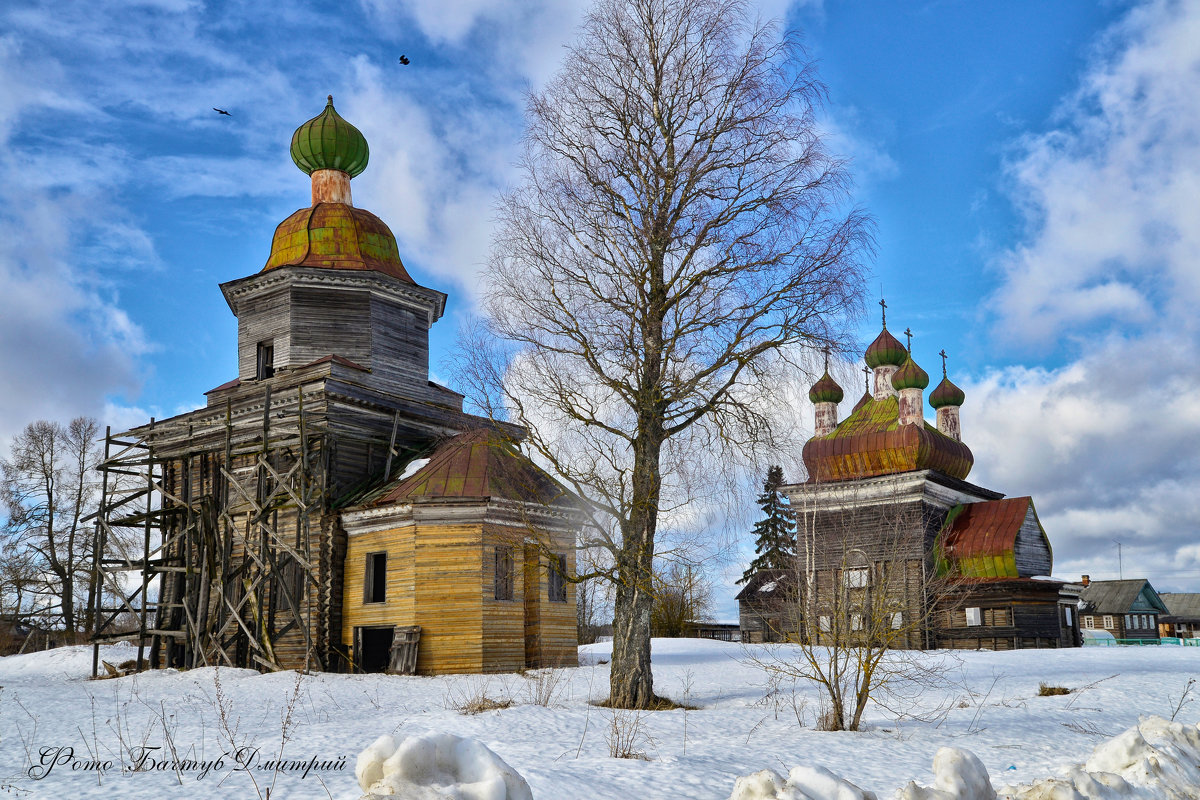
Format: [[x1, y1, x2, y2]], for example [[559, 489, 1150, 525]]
[[88, 386, 331, 676]]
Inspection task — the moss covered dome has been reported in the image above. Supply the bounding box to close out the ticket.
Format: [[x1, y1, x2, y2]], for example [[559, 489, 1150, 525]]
[[929, 376, 966, 408], [864, 328, 907, 369], [809, 372, 845, 404], [290, 96, 370, 178], [891, 355, 930, 391]]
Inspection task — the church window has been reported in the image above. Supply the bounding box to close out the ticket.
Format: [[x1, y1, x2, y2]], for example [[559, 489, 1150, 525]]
[[818, 615, 831, 633], [494, 546, 514, 601], [548, 554, 567, 602], [842, 567, 869, 589], [363, 552, 386, 604], [965, 607, 981, 627], [891, 612, 903, 629], [256, 340, 275, 380], [850, 613, 863, 631]]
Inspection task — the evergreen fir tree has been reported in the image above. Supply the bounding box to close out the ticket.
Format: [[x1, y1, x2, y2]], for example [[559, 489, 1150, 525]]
[[738, 465, 797, 584]]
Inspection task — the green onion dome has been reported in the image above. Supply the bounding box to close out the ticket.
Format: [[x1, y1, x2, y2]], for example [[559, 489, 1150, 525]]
[[929, 376, 966, 408], [864, 328, 907, 369], [809, 371, 844, 404], [290, 95, 369, 178], [891, 355, 929, 391]]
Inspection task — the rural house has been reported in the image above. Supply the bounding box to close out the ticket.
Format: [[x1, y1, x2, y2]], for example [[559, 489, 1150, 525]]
[[89, 97, 579, 676], [756, 310, 1076, 650], [1159, 593, 1200, 639], [1078, 578, 1167, 642]]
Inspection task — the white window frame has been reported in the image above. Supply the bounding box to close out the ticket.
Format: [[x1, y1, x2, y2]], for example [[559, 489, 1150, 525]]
[[1083, 615, 1095, 629], [966, 607, 982, 627], [843, 567, 869, 589], [1103, 615, 1114, 629]]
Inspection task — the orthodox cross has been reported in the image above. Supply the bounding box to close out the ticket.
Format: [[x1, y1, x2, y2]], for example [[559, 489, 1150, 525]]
[[823, 346, 830, 373], [904, 327, 913, 352], [939, 349, 948, 377], [862, 364, 870, 393], [879, 296, 887, 329]]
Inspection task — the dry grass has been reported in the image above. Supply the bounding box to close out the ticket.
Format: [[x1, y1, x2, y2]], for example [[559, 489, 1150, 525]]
[[1038, 683, 1071, 697]]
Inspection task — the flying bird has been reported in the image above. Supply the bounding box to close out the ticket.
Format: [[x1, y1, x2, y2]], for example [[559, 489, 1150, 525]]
[[398, 55, 410, 65], [213, 108, 232, 116]]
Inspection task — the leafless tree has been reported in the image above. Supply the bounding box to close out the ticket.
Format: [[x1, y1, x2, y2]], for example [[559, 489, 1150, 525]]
[[650, 561, 713, 637], [747, 484, 963, 731], [1, 418, 102, 636], [461, 0, 870, 708]]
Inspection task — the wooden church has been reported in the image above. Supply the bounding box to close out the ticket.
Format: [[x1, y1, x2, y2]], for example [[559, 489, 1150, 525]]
[[89, 97, 579, 676], [741, 306, 1077, 650]]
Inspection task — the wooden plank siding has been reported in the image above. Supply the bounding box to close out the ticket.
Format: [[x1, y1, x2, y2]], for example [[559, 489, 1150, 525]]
[[341, 516, 578, 674]]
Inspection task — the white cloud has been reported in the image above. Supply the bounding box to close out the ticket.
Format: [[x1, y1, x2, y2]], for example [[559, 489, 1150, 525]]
[[969, 0, 1200, 588], [990, 0, 1200, 346]]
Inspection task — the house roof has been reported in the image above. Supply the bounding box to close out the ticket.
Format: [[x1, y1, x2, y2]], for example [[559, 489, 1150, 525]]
[[359, 429, 572, 508], [938, 497, 1047, 579], [1078, 579, 1168, 615], [734, 569, 795, 602], [1160, 593, 1200, 620]]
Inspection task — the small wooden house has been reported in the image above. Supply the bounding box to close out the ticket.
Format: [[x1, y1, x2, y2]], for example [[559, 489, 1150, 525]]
[[1159, 593, 1200, 638], [735, 569, 798, 643], [340, 431, 578, 674], [1078, 579, 1167, 641]]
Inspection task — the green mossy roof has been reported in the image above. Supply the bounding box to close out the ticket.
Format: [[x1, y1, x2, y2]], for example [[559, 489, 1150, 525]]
[[290, 96, 369, 178]]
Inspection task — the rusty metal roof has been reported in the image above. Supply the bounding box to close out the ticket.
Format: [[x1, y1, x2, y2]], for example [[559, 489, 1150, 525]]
[[801, 394, 973, 482], [263, 203, 414, 283], [938, 497, 1039, 578], [363, 429, 572, 507]]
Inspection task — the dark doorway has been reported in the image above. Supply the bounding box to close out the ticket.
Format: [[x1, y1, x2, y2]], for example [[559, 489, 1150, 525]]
[[357, 626, 394, 673]]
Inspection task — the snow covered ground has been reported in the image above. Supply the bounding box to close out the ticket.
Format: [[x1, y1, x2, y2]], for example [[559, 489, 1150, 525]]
[[0, 639, 1197, 798]]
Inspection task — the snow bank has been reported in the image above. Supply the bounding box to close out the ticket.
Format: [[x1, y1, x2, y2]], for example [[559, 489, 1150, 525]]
[[729, 765, 877, 800], [896, 748, 995, 800], [730, 716, 1200, 800], [1002, 716, 1200, 800], [356, 732, 533, 800]]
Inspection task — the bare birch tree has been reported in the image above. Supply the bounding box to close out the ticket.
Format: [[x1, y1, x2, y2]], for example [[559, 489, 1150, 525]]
[[0, 417, 102, 636], [465, 0, 871, 708]]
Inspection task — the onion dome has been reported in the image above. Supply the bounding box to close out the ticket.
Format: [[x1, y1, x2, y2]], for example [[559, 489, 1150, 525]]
[[864, 328, 907, 369], [891, 355, 929, 391], [929, 376, 966, 408], [264, 204, 414, 283], [290, 96, 369, 178], [809, 372, 844, 404]]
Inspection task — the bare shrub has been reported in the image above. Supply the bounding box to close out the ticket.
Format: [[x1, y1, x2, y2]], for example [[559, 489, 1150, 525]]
[[444, 677, 514, 715], [605, 709, 655, 760], [523, 667, 569, 707]]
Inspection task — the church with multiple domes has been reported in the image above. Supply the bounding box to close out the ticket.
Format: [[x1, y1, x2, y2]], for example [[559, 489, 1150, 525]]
[[741, 308, 1078, 650]]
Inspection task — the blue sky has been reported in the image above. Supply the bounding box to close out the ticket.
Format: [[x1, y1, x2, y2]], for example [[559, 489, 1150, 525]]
[[3, 0, 1200, 618]]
